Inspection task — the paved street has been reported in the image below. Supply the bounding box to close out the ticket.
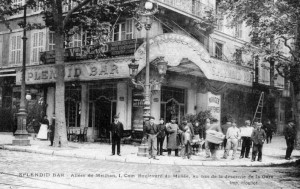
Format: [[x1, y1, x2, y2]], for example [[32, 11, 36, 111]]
[[0, 150, 299, 189]]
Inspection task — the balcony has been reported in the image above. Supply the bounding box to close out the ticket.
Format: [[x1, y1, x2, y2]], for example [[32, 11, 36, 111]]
[[155, 0, 214, 19]]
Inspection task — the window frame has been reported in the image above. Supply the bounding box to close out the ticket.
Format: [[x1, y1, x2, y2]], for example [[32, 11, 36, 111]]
[[215, 42, 224, 60], [112, 19, 134, 42], [31, 29, 46, 64], [9, 32, 23, 66]]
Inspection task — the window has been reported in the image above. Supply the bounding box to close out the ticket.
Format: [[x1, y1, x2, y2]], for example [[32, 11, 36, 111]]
[[48, 32, 55, 50], [69, 33, 82, 47], [10, 33, 22, 65], [31, 30, 45, 64], [235, 49, 242, 65], [215, 42, 223, 60], [235, 23, 243, 38], [32, 0, 43, 12], [216, 17, 224, 31], [12, 0, 23, 7], [63, 0, 77, 12], [112, 19, 133, 41]]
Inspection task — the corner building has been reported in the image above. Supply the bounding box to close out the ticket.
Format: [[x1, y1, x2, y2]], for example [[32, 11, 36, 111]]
[[0, 0, 286, 141]]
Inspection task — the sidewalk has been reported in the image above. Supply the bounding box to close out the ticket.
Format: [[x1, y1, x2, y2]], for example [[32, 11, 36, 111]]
[[0, 133, 299, 166]]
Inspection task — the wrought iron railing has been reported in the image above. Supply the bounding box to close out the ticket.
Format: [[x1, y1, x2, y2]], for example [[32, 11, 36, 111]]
[[155, 0, 214, 19]]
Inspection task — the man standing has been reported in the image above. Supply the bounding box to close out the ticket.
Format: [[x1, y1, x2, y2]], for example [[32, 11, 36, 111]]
[[157, 118, 166, 156], [221, 120, 232, 149], [144, 116, 159, 159], [251, 122, 266, 162], [180, 118, 194, 138], [262, 120, 275, 144], [222, 121, 240, 160], [166, 116, 180, 156], [239, 120, 253, 159], [283, 120, 296, 160], [111, 115, 124, 156]]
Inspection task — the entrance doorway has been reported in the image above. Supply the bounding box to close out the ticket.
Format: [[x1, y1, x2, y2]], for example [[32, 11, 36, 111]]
[[94, 97, 116, 139], [88, 84, 117, 141], [161, 86, 185, 123]]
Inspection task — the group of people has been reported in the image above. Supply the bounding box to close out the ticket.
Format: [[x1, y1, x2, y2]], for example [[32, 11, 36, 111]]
[[110, 115, 297, 162]]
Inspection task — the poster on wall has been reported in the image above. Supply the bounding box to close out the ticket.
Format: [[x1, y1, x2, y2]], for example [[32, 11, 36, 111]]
[[207, 92, 221, 126]]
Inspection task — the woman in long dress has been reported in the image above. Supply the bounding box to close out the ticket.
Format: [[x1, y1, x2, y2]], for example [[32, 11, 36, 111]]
[[37, 116, 49, 140], [166, 116, 180, 156]]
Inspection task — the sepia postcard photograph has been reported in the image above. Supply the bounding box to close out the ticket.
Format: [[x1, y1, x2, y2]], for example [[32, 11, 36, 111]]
[[0, 0, 299, 188]]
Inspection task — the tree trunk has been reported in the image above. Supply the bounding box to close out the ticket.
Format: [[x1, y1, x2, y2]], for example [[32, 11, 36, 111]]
[[53, 28, 68, 147]]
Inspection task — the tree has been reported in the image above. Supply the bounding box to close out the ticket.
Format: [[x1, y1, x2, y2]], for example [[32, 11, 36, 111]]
[[219, 0, 300, 148], [0, 0, 136, 147]]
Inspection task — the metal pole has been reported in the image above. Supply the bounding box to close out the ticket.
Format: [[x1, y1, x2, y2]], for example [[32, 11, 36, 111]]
[[143, 16, 151, 120], [13, 3, 30, 146]]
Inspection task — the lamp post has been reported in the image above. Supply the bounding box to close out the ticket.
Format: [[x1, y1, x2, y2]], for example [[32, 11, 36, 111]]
[[12, 3, 30, 146], [128, 1, 168, 156]]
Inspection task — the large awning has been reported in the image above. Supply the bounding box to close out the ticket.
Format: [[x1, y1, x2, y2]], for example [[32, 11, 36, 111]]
[[134, 33, 253, 86]]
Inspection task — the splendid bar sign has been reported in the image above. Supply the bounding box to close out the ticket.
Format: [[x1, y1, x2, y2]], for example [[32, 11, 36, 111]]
[[40, 39, 144, 64], [16, 60, 130, 85]]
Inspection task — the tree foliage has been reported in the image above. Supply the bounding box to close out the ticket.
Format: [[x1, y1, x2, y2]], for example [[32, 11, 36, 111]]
[[219, 0, 300, 85]]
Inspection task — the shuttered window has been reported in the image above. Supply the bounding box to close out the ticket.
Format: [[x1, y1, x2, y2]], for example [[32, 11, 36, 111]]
[[10, 34, 22, 65], [31, 30, 45, 64]]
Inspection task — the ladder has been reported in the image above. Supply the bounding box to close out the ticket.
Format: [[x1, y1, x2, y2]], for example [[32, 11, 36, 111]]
[[251, 92, 264, 125]]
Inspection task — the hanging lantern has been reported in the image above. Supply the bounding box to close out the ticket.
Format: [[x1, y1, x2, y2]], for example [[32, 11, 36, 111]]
[[157, 59, 168, 76], [128, 59, 139, 77], [25, 91, 32, 100]]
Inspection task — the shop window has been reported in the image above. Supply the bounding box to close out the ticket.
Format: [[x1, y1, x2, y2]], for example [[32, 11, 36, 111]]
[[10, 33, 23, 65], [112, 19, 133, 41], [65, 86, 81, 127], [215, 42, 223, 60]]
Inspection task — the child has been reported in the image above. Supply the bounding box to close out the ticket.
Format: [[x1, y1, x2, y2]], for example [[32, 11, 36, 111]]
[[183, 125, 192, 159]]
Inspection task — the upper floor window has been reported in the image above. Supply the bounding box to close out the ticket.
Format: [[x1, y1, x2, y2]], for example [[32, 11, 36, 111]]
[[12, 0, 24, 15], [215, 42, 223, 60], [69, 33, 82, 47], [9, 33, 23, 65], [112, 19, 133, 41], [216, 17, 224, 32], [48, 32, 55, 50], [235, 49, 242, 65], [32, 1, 43, 12], [235, 23, 243, 39], [31, 29, 46, 64], [63, 0, 78, 12]]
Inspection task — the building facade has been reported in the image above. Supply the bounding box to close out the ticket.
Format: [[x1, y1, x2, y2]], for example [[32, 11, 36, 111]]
[[0, 0, 286, 141]]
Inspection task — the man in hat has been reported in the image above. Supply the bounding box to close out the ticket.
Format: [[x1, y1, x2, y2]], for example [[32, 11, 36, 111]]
[[251, 122, 266, 162], [180, 117, 194, 139], [143, 116, 159, 159], [283, 119, 296, 160], [166, 116, 180, 156], [110, 115, 124, 156]]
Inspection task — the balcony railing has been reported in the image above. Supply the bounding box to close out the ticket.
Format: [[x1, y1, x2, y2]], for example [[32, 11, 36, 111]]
[[156, 0, 214, 19]]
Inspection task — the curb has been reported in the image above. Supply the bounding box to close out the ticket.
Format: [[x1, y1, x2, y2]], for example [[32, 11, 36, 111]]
[[0, 145, 297, 167]]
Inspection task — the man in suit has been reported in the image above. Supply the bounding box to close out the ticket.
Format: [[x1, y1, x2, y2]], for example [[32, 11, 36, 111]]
[[283, 120, 296, 160], [251, 122, 266, 162], [111, 115, 124, 156], [157, 118, 166, 156], [144, 116, 159, 160]]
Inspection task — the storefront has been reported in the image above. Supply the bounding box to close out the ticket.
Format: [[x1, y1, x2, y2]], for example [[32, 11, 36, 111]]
[[14, 33, 262, 141]]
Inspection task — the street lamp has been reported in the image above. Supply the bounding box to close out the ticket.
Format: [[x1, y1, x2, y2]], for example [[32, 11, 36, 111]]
[[128, 0, 168, 157], [12, 3, 30, 146]]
